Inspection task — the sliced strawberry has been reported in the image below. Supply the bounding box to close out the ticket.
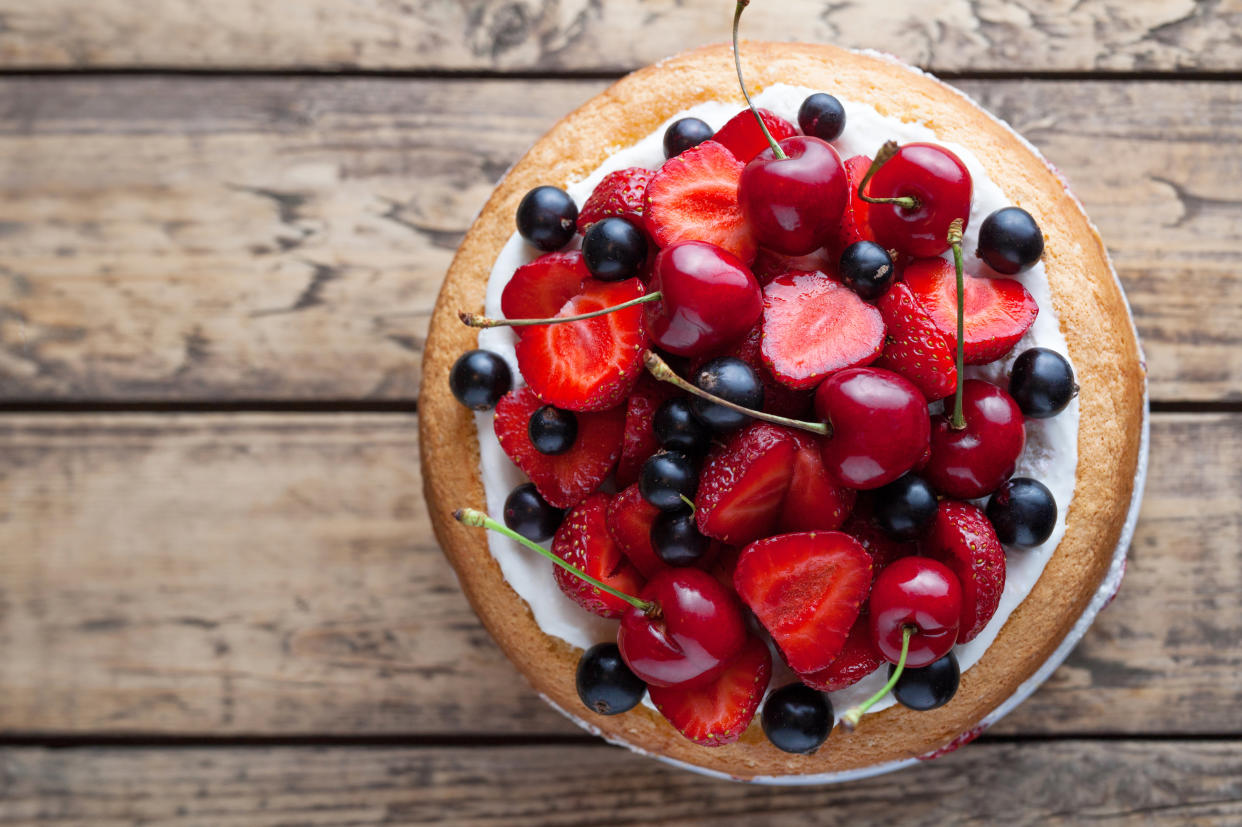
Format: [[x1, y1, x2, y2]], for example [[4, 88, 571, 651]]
[[873, 281, 958, 400], [922, 500, 1006, 644], [761, 271, 886, 390], [644, 140, 757, 263], [605, 484, 667, 579], [614, 376, 677, 488], [696, 422, 799, 545], [576, 167, 653, 233], [830, 154, 877, 258], [797, 615, 883, 692], [777, 433, 856, 533], [733, 531, 872, 673], [842, 498, 918, 581], [648, 634, 772, 747], [712, 108, 798, 163], [904, 257, 1039, 365], [494, 386, 625, 509], [515, 277, 648, 412], [501, 251, 588, 326], [552, 492, 646, 618], [750, 246, 835, 287], [692, 323, 813, 419]]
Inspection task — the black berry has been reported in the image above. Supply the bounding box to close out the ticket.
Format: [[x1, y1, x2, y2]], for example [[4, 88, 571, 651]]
[[651, 509, 708, 566], [838, 240, 895, 300], [977, 206, 1044, 275], [987, 477, 1057, 547], [516, 185, 578, 252], [762, 683, 833, 754], [582, 216, 648, 282], [528, 405, 577, 455], [663, 117, 714, 158], [503, 483, 564, 542], [576, 642, 646, 716], [798, 93, 846, 142], [639, 451, 698, 511], [449, 349, 512, 410], [690, 357, 764, 432], [1009, 347, 1077, 418], [873, 474, 939, 541], [892, 651, 960, 711], [653, 397, 710, 455]]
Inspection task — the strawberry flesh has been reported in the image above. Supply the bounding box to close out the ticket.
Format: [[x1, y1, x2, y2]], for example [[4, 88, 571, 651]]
[[605, 484, 668, 579], [552, 493, 646, 618], [649, 634, 772, 747], [614, 376, 677, 488], [696, 422, 799, 545], [777, 433, 857, 533], [750, 246, 835, 287], [873, 280, 958, 400], [797, 614, 884, 692], [922, 499, 1007, 643], [501, 251, 588, 326], [644, 140, 757, 263], [713, 108, 798, 163], [577, 167, 653, 233]]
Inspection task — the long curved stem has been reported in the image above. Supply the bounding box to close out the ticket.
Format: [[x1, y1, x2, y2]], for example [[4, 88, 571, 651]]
[[732, 1, 785, 160], [840, 625, 914, 731], [948, 218, 967, 430], [460, 291, 661, 329]]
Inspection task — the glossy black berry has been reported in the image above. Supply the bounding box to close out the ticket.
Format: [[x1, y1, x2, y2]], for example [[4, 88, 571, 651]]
[[503, 483, 564, 542], [761, 683, 833, 755], [582, 216, 648, 281], [690, 357, 764, 432], [838, 240, 895, 301], [873, 474, 939, 541], [977, 206, 1044, 275], [663, 117, 714, 158], [1009, 347, 1077, 418], [653, 397, 711, 455], [798, 93, 846, 142], [528, 405, 577, 455], [639, 451, 698, 512], [576, 642, 646, 716], [516, 185, 578, 252], [449, 349, 512, 410], [987, 477, 1057, 547], [651, 509, 709, 566], [892, 651, 960, 711]]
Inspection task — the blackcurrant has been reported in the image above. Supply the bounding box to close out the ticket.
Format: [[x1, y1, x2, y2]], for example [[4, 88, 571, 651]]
[[516, 185, 578, 252], [663, 117, 714, 158], [977, 206, 1044, 275], [582, 216, 648, 281], [838, 240, 895, 301], [1009, 347, 1077, 418], [639, 451, 698, 511], [987, 477, 1057, 547], [576, 642, 646, 716], [761, 683, 833, 754], [449, 349, 512, 410], [798, 93, 846, 142], [503, 483, 564, 542], [873, 474, 939, 541], [653, 397, 710, 455], [651, 509, 708, 566], [528, 405, 577, 455], [892, 650, 960, 711], [690, 357, 764, 432]]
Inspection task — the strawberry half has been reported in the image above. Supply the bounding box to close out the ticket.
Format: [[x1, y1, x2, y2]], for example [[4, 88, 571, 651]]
[[873, 281, 958, 400], [713, 108, 798, 163], [494, 386, 624, 509], [552, 493, 646, 618], [648, 634, 772, 747], [696, 422, 798, 545], [904, 257, 1038, 365], [501, 251, 588, 326], [734, 531, 873, 673], [797, 615, 884, 692], [751, 246, 835, 287], [777, 433, 856, 533], [761, 271, 886, 390], [830, 154, 877, 258], [605, 484, 667, 579], [614, 376, 677, 488], [644, 140, 757, 263], [515, 277, 648, 411], [922, 499, 1006, 644], [576, 167, 653, 233]]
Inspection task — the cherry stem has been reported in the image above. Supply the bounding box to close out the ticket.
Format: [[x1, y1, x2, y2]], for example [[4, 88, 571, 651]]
[[454, 508, 653, 612], [732, 1, 786, 161], [460, 291, 661, 329], [642, 350, 829, 437], [840, 625, 914, 731], [948, 218, 967, 430], [679, 494, 696, 513], [857, 140, 919, 210]]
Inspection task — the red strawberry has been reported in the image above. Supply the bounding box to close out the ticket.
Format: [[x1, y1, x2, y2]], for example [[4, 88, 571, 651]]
[[614, 376, 677, 488], [712, 108, 798, 163], [842, 499, 918, 580], [922, 499, 1006, 644], [692, 323, 813, 419], [830, 154, 877, 257], [904, 257, 1039, 365], [797, 615, 884, 692], [751, 246, 835, 287], [552, 493, 646, 618], [576, 167, 653, 233], [605, 484, 667, 579], [494, 386, 625, 509], [696, 422, 798, 545], [760, 271, 886, 390], [733, 531, 872, 673], [515, 277, 648, 411], [644, 140, 757, 263], [648, 634, 772, 747], [777, 433, 856, 533], [873, 281, 958, 400], [501, 251, 588, 326]]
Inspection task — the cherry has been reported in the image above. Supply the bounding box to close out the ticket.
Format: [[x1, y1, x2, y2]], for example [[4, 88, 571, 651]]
[[576, 642, 646, 715], [860, 141, 972, 258], [924, 379, 1026, 499], [449, 349, 512, 410]]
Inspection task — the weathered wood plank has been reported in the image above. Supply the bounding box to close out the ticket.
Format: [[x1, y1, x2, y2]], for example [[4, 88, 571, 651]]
[[0, 77, 1236, 403], [0, 412, 1234, 737], [2, 740, 1241, 825], [1, 0, 1239, 73]]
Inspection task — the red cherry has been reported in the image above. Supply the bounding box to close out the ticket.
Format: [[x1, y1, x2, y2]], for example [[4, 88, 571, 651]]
[[617, 567, 747, 688], [866, 142, 972, 258], [814, 367, 931, 490], [739, 136, 848, 256], [924, 379, 1026, 499], [644, 241, 763, 357], [868, 556, 962, 668]]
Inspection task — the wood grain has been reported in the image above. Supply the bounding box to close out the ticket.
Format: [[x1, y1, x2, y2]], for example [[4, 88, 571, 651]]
[[1, 0, 1239, 74], [0, 412, 1234, 738], [0, 77, 1237, 402]]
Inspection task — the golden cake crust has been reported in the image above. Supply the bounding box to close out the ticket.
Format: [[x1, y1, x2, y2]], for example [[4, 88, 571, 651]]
[[419, 42, 1145, 780]]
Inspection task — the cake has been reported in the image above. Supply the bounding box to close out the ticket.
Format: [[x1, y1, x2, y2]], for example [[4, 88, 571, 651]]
[[419, 40, 1146, 782]]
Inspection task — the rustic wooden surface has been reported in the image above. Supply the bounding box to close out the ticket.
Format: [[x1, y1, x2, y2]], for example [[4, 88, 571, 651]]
[[0, 1, 1239, 823]]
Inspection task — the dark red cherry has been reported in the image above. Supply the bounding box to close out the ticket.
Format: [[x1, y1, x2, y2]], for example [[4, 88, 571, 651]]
[[869, 556, 962, 668], [644, 241, 762, 357], [868, 143, 972, 258], [924, 379, 1026, 499], [739, 136, 848, 256]]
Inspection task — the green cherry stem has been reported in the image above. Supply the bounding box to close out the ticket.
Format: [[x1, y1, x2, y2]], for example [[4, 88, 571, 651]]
[[454, 508, 654, 612], [642, 350, 830, 437], [840, 625, 914, 731], [856, 140, 918, 209], [948, 218, 967, 430], [679, 494, 697, 513], [732, 0, 785, 160], [460, 291, 661, 329]]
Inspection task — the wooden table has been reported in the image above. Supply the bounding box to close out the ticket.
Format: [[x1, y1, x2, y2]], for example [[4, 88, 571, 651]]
[[0, 2, 1239, 823]]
